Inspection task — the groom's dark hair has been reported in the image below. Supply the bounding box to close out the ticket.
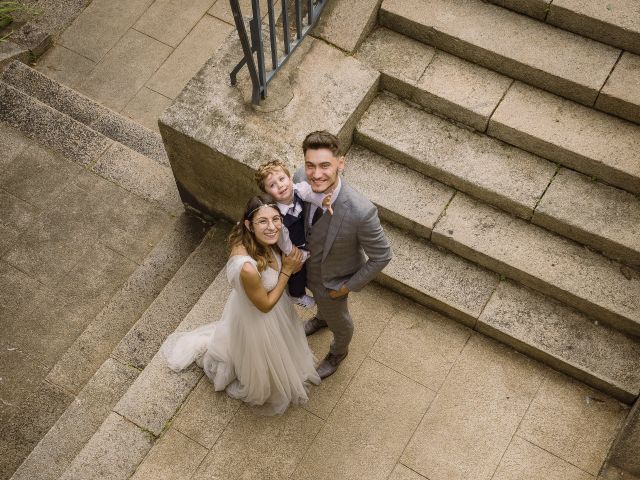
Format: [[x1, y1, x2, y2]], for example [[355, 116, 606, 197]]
[[302, 131, 341, 156]]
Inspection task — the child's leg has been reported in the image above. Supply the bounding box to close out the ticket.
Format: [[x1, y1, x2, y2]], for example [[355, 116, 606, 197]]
[[287, 264, 307, 298]]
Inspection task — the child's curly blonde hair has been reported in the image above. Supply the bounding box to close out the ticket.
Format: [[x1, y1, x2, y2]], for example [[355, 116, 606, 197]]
[[254, 160, 291, 192]]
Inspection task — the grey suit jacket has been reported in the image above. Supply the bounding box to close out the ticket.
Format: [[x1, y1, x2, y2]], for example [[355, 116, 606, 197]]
[[298, 175, 392, 292]]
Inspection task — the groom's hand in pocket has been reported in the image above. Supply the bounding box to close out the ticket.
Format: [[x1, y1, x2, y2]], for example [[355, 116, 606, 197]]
[[328, 284, 349, 299]]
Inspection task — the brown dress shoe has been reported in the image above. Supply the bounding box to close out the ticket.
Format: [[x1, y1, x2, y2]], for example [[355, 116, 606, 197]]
[[304, 316, 327, 336], [316, 351, 348, 379]]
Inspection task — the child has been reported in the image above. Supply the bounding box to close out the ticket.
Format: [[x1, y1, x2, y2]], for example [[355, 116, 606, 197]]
[[255, 160, 330, 308]]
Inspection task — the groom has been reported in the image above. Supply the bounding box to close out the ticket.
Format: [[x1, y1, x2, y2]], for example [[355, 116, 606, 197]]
[[295, 131, 392, 379]]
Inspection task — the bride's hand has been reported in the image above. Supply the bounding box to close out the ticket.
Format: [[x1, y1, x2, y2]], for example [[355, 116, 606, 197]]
[[282, 246, 304, 275]]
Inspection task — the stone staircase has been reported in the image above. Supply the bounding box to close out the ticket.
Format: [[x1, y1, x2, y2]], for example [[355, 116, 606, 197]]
[[3, 1, 640, 479], [341, 0, 640, 406], [0, 60, 232, 479]]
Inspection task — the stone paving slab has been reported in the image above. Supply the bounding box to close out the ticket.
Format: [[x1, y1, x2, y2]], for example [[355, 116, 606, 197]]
[[59, 0, 154, 62], [46, 214, 205, 394], [129, 428, 208, 480], [343, 144, 454, 240], [111, 225, 230, 369], [192, 405, 324, 479], [79, 28, 172, 112], [517, 370, 628, 475], [59, 412, 154, 480], [35, 45, 96, 91], [356, 28, 513, 132], [0, 81, 113, 166], [486, 0, 551, 19], [121, 88, 173, 134], [533, 167, 640, 267], [313, 0, 380, 53], [492, 436, 593, 480], [548, 0, 640, 55], [133, 0, 215, 48], [11, 359, 139, 480], [401, 334, 546, 480], [489, 81, 640, 195], [90, 143, 180, 214], [0, 123, 30, 168], [0, 42, 29, 69], [0, 380, 74, 480], [596, 51, 640, 125], [379, 222, 499, 326], [356, 94, 556, 219], [478, 280, 640, 403], [207, 0, 271, 25], [380, 0, 620, 105], [146, 14, 233, 100], [432, 193, 640, 337], [292, 357, 434, 480]]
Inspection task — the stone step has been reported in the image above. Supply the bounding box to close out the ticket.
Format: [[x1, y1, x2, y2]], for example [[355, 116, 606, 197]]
[[347, 140, 640, 270], [489, 81, 640, 196], [0, 80, 182, 213], [11, 222, 230, 480], [379, 0, 621, 107], [487, 0, 640, 57], [431, 193, 640, 337], [378, 224, 640, 403], [57, 263, 232, 480], [1, 61, 169, 166], [355, 93, 557, 221]]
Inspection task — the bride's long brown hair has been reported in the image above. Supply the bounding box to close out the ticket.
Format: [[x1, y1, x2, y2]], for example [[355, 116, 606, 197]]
[[228, 194, 281, 272]]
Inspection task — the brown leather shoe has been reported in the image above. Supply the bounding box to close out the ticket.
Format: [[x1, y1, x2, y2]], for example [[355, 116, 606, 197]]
[[304, 316, 327, 336], [316, 351, 348, 379]]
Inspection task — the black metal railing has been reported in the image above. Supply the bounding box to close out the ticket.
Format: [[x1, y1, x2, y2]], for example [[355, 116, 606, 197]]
[[229, 0, 327, 104]]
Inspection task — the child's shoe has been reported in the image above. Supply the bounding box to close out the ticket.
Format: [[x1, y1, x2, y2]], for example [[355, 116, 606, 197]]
[[293, 294, 316, 308]]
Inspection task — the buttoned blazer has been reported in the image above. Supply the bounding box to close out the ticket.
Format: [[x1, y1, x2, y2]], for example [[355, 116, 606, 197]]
[[297, 175, 392, 292]]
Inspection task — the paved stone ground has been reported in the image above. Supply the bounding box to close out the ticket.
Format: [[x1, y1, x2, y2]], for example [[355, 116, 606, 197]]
[[0, 124, 175, 478], [130, 284, 629, 480], [34, 0, 236, 133]]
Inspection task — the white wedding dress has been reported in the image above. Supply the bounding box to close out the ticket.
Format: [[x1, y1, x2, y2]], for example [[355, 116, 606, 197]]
[[161, 253, 320, 416]]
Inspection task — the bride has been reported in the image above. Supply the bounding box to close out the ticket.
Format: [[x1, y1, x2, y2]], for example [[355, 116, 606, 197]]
[[161, 194, 321, 415]]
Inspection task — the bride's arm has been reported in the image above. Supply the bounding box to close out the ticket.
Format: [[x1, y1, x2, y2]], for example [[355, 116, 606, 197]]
[[239, 249, 303, 313]]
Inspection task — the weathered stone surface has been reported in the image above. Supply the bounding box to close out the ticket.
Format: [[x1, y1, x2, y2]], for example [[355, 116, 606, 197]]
[[293, 358, 433, 480], [493, 436, 593, 480], [26, 0, 93, 36], [0, 381, 74, 480], [0, 123, 29, 168], [401, 334, 546, 480], [343, 144, 454, 239], [59, 412, 155, 480], [147, 15, 233, 100], [133, 0, 215, 48], [489, 81, 640, 195], [207, 0, 270, 25], [121, 88, 172, 135], [479, 280, 640, 403], [433, 193, 640, 336], [485, 0, 551, 19], [380, 0, 620, 105], [91, 143, 180, 214], [34, 45, 96, 91], [356, 94, 556, 219], [130, 428, 208, 480], [79, 29, 172, 112], [0, 81, 112, 166], [313, 0, 381, 53], [172, 377, 240, 449], [46, 214, 205, 394], [533, 168, 640, 267], [378, 222, 499, 327], [607, 400, 640, 476], [388, 464, 428, 480], [12, 359, 139, 480], [0, 41, 29, 69], [160, 33, 378, 220], [10, 23, 51, 57], [192, 405, 323, 479], [596, 51, 640, 125], [548, 0, 640, 55], [370, 298, 471, 392], [111, 225, 229, 369], [517, 370, 628, 475], [59, 0, 154, 62]]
